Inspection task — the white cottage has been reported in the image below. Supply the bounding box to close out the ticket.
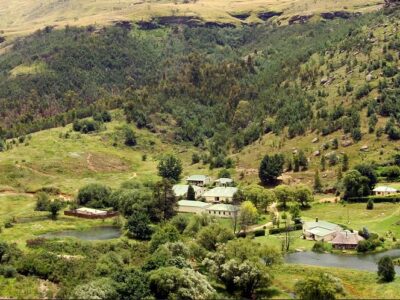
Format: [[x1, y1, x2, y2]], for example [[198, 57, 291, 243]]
[[206, 203, 239, 218], [186, 175, 211, 187], [203, 187, 238, 203], [373, 186, 398, 196]]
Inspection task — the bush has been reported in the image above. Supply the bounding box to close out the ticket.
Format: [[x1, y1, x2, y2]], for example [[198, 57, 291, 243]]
[[366, 199, 374, 210], [378, 256, 395, 282], [312, 241, 331, 253], [269, 224, 302, 234], [77, 183, 112, 208], [253, 229, 266, 237], [0, 266, 17, 278]]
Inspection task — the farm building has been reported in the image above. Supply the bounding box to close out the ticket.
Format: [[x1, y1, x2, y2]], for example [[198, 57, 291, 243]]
[[330, 231, 364, 250], [215, 178, 234, 187], [203, 187, 238, 203], [206, 203, 239, 218], [64, 207, 119, 219], [177, 200, 211, 214], [372, 186, 398, 196], [173, 184, 204, 198], [186, 175, 211, 186], [303, 219, 342, 241]]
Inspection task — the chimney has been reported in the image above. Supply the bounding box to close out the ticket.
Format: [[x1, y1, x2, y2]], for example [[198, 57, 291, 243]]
[[315, 217, 318, 222]]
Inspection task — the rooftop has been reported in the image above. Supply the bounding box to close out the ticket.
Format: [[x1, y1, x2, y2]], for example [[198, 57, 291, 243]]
[[307, 227, 336, 237], [173, 184, 201, 196], [178, 200, 211, 208], [206, 203, 239, 212], [76, 207, 108, 215], [215, 178, 233, 184], [187, 175, 209, 182], [304, 220, 341, 231], [373, 186, 398, 192], [203, 187, 238, 198], [331, 231, 364, 245]]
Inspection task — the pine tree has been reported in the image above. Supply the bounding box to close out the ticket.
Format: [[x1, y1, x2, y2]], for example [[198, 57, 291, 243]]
[[187, 185, 196, 200], [342, 154, 349, 172], [314, 170, 322, 193]]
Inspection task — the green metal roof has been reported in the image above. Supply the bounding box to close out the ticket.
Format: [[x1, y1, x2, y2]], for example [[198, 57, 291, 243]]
[[304, 221, 340, 231], [206, 204, 239, 212], [178, 200, 210, 208], [173, 185, 201, 197], [203, 187, 238, 198], [307, 227, 335, 237], [187, 175, 209, 182]]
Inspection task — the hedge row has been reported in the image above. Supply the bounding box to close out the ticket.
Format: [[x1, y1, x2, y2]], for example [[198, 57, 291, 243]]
[[269, 224, 302, 234], [347, 196, 400, 203]]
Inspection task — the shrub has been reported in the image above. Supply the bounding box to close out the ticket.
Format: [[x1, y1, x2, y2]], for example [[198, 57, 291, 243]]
[[378, 256, 395, 282], [312, 241, 331, 253], [366, 199, 374, 210], [253, 229, 266, 237], [77, 183, 112, 208], [269, 224, 302, 234]]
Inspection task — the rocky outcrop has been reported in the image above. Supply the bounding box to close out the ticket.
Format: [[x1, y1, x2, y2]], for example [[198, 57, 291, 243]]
[[114, 21, 132, 30], [258, 11, 283, 21], [320, 11, 361, 20], [288, 14, 313, 25], [204, 22, 236, 28], [136, 21, 160, 30], [230, 12, 251, 20], [156, 16, 203, 27], [384, 0, 400, 7], [0, 36, 5, 44]]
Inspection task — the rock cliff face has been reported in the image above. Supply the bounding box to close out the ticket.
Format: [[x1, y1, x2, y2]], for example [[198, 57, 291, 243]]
[[135, 16, 236, 30], [288, 14, 313, 25], [384, 0, 400, 7], [320, 11, 361, 20], [0, 36, 5, 44], [257, 11, 283, 21], [230, 13, 251, 20]]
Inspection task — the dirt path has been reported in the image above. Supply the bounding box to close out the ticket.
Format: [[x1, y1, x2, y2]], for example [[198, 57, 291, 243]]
[[247, 202, 279, 232], [86, 153, 97, 172]]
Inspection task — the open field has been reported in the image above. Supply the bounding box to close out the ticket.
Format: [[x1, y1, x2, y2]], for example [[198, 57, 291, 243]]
[[0, 0, 384, 38], [0, 110, 222, 196], [273, 264, 400, 299]]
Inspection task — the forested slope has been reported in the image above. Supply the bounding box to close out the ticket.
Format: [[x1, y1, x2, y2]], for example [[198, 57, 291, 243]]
[[0, 7, 400, 168]]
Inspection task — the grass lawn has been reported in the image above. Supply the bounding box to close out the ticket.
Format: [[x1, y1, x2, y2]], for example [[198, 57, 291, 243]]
[[0, 195, 119, 249], [273, 264, 400, 299], [301, 202, 400, 238]]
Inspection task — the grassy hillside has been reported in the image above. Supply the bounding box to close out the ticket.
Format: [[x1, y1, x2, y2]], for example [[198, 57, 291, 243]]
[[0, 0, 384, 38]]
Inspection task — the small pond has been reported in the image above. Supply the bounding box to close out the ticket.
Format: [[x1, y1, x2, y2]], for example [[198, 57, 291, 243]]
[[285, 249, 400, 273], [40, 226, 122, 241]]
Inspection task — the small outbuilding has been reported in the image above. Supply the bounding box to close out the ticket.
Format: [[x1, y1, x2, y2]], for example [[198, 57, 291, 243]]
[[186, 175, 211, 187], [177, 200, 211, 214], [330, 231, 364, 250], [215, 178, 234, 187], [373, 186, 398, 196], [206, 203, 239, 218], [303, 219, 342, 241], [203, 187, 238, 203]]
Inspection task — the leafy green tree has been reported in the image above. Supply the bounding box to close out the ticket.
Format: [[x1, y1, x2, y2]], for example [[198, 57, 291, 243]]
[[149, 267, 215, 300], [239, 201, 258, 231], [366, 199, 374, 210], [377, 256, 396, 282], [77, 183, 112, 208], [157, 154, 182, 182], [298, 150, 308, 170], [124, 126, 137, 146], [342, 170, 370, 200], [48, 200, 62, 220], [153, 179, 177, 222], [259, 154, 284, 185], [150, 224, 180, 253], [274, 185, 293, 210], [72, 278, 117, 299], [289, 203, 301, 219], [342, 154, 349, 172], [197, 223, 234, 251], [354, 164, 377, 190], [126, 210, 153, 240], [112, 268, 152, 300], [218, 168, 231, 178], [314, 170, 323, 193], [295, 273, 344, 300], [293, 185, 313, 208], [232, 100, 252, 131], [220, 259, 271, 298], [35, 192, 50, 211], [170, 214, 189, 234], [187, 185, 196, 200]]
